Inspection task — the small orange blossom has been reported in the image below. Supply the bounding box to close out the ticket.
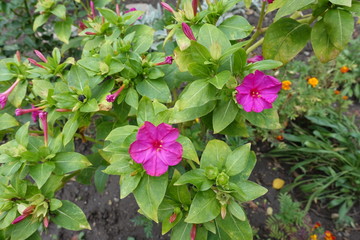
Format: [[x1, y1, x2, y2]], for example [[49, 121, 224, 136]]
[[340, 66, 350, 73], [334, 90, 340, 95], [342, 96, 349, 100], [282, 80, 292, 90], [308, 77, 319, 87]]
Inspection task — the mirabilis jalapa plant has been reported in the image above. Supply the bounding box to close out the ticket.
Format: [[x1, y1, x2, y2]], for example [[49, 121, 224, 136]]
[[0, 0, 358, 239]]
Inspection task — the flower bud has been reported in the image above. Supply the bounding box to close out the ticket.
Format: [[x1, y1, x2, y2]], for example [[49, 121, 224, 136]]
[[216, 172, 229, 186], [221, 205, 227, 219], [161, 2, 175, 13], [169, 213, 177, 223], [205, 166, 219, 180], [181, 23, 196, 41]]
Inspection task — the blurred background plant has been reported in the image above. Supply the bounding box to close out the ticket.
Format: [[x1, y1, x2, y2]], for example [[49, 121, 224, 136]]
[[270, 108, 360, 228]]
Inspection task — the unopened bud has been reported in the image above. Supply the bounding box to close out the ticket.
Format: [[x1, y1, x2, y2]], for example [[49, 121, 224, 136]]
[[169, 213, 177, 223], [221, 205, 227, 219]]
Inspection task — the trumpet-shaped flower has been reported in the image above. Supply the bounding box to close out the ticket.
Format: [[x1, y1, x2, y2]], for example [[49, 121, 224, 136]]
[[106, 85, 125, 103], [0, 79, 20, 109], [155, 56, 173, 66], [235, 70, 281, 112], [129, 122, 183, 176]]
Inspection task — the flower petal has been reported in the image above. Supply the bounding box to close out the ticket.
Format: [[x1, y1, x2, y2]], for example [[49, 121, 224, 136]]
[[252, 97, 272, 112], [159, 142, 183, 166], [142, 155, 169, 176], [258, 75, 281, 91], [236, 93, 253, 112], [129, 140, 154, 164], [136, 121, 157, 141], [157, 123, 179, 142]]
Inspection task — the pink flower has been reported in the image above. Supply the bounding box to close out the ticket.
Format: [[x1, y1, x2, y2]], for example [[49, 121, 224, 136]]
[[90, 1, 96, 19], [0, 79, 20, 109], [39, 111, 48, 146], [247, 55, 264, 63], [106, 85, 125, 103], [116, 4, 120, 16], [34, 50, 47, 63], [129, 122, 183, 176], [182, 23, 196, 41], [160, 2, 175, 13], [15, 105, 44, 122], [264, 0, 274, 3], [79, 21, 87, 30], [155, 56, 173, 66], [235, 70, 281, 113]]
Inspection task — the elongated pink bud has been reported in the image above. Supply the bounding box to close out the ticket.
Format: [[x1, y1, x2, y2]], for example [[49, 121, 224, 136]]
[[39, 111, 48, 146], [28, 58, 46, 69], [16, 51, 21, 62], [12, 214, 29, 224], [0, 79, 21, 109], [85, 31, 97, 35], [90, 1, 96, 19], [169, 213, 177, 223], [15, 106, 44, 116], [43, 216, 49, 228], [79, 21, 87, 30], [190, 224, 197, 240], [56, 108, 72, 112], [155, 56, 173, 66], [106, 85, 125, 103], [116, 4, 120, 16], [34, 50, 47, 63], [161, 2, 175, 13], [192, 0, 198, 16], [22, 205, 35, 215], [182, 23, 196, 41]]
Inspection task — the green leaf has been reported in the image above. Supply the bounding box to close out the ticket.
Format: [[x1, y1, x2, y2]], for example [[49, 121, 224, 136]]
[[266, 0, 286, 14], [133, 174, 168, 222], [80, 98, 99, 112], [213, 100, 239, 133], [33, 14, 50, 31], [29, 162, 56, 188], [174, 169, 213, 191], [51, 4, 66, 20], [214, 215, 252, 240], [323, 9, 354, 50], [218, 16, 253, 40], [120, 173, 142, 199], [137, 96, 155, 125], [176, 80, 217, 110], [0, 207, 17, 229], [198, 24, 231, 54], [125, 87, 139, 110], [185, 190, 220, 223], [329, 0, 351, 7], [225, 143, 251, 176], [15, 122, 30, 147], [94, 165, 109, 193], [170, 101, 216, 124], [54, 18, 72, 44], [32, 80, 54, 99], [311, 19, 342, 63], [67, 65, 89, 91], [102, 155, 132, 175], [126, 25, 155, 54], [136, 79, 171, 103], [228, 201, 246, 221], [234, 180, 268, 201], [208, 71, 232, 90], [10, 218, 40, 240], [275, 0, 316, 21], [0, 63, 14, 81], [105, 125, 138, 144], [170, 221, 192, 240], [246, 60, 283, 72], [162, 212, 184, 235], [50, 198, 63, 211], [62, 115, 79, 146], [200, 140, 232, 170], [177, 135, 199, 164], [241, 108, 281, 129], [98, 8, 118, 24], [263, 18, 311, 64], [8, 80, 28, 108], [52, 200, 91, 230], [0, 113, 19, 131], [53, 152, 91, 174]]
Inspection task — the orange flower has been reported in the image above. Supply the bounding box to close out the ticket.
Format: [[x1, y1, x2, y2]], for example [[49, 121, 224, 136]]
[[324, 230, 336, 240], [282, 80, 292, 90], [342, 96, 348, 100], [310, 234, 318, 240], [313, 222, 321, 229], [334, 90, 340, 95], [307, 77, 319, 87], [276, 135, 284, 141], [340, 66, 350, 73]]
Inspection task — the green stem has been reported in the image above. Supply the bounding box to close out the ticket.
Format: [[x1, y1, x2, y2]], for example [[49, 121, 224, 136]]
[[74, 133, 104, 145], [24, 0, 33, 24], [187, 159, 197, 170], [244, 1, 266, 51], [245, 38, 264, 54], [176, 0, 182, 11]]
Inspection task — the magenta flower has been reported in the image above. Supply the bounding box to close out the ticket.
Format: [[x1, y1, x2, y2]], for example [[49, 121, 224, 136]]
[[129, 122, 183, 176], [264, 0, 274, 3], [247, 55, 264, 63], [0, 79, 20, 109], [160, 2, 175, 13], [15, 105, 44, 122], [90, 1, 96, 19], [235, 70, 281, 113], [106, 85, 125, 103], [182, 23, 196, 41], [155, 56, 173, 66]]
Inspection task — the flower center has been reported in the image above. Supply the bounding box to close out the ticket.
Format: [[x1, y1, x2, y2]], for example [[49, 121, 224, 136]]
[[250, 89, 261, 98], [152, 140, 163, 150]]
